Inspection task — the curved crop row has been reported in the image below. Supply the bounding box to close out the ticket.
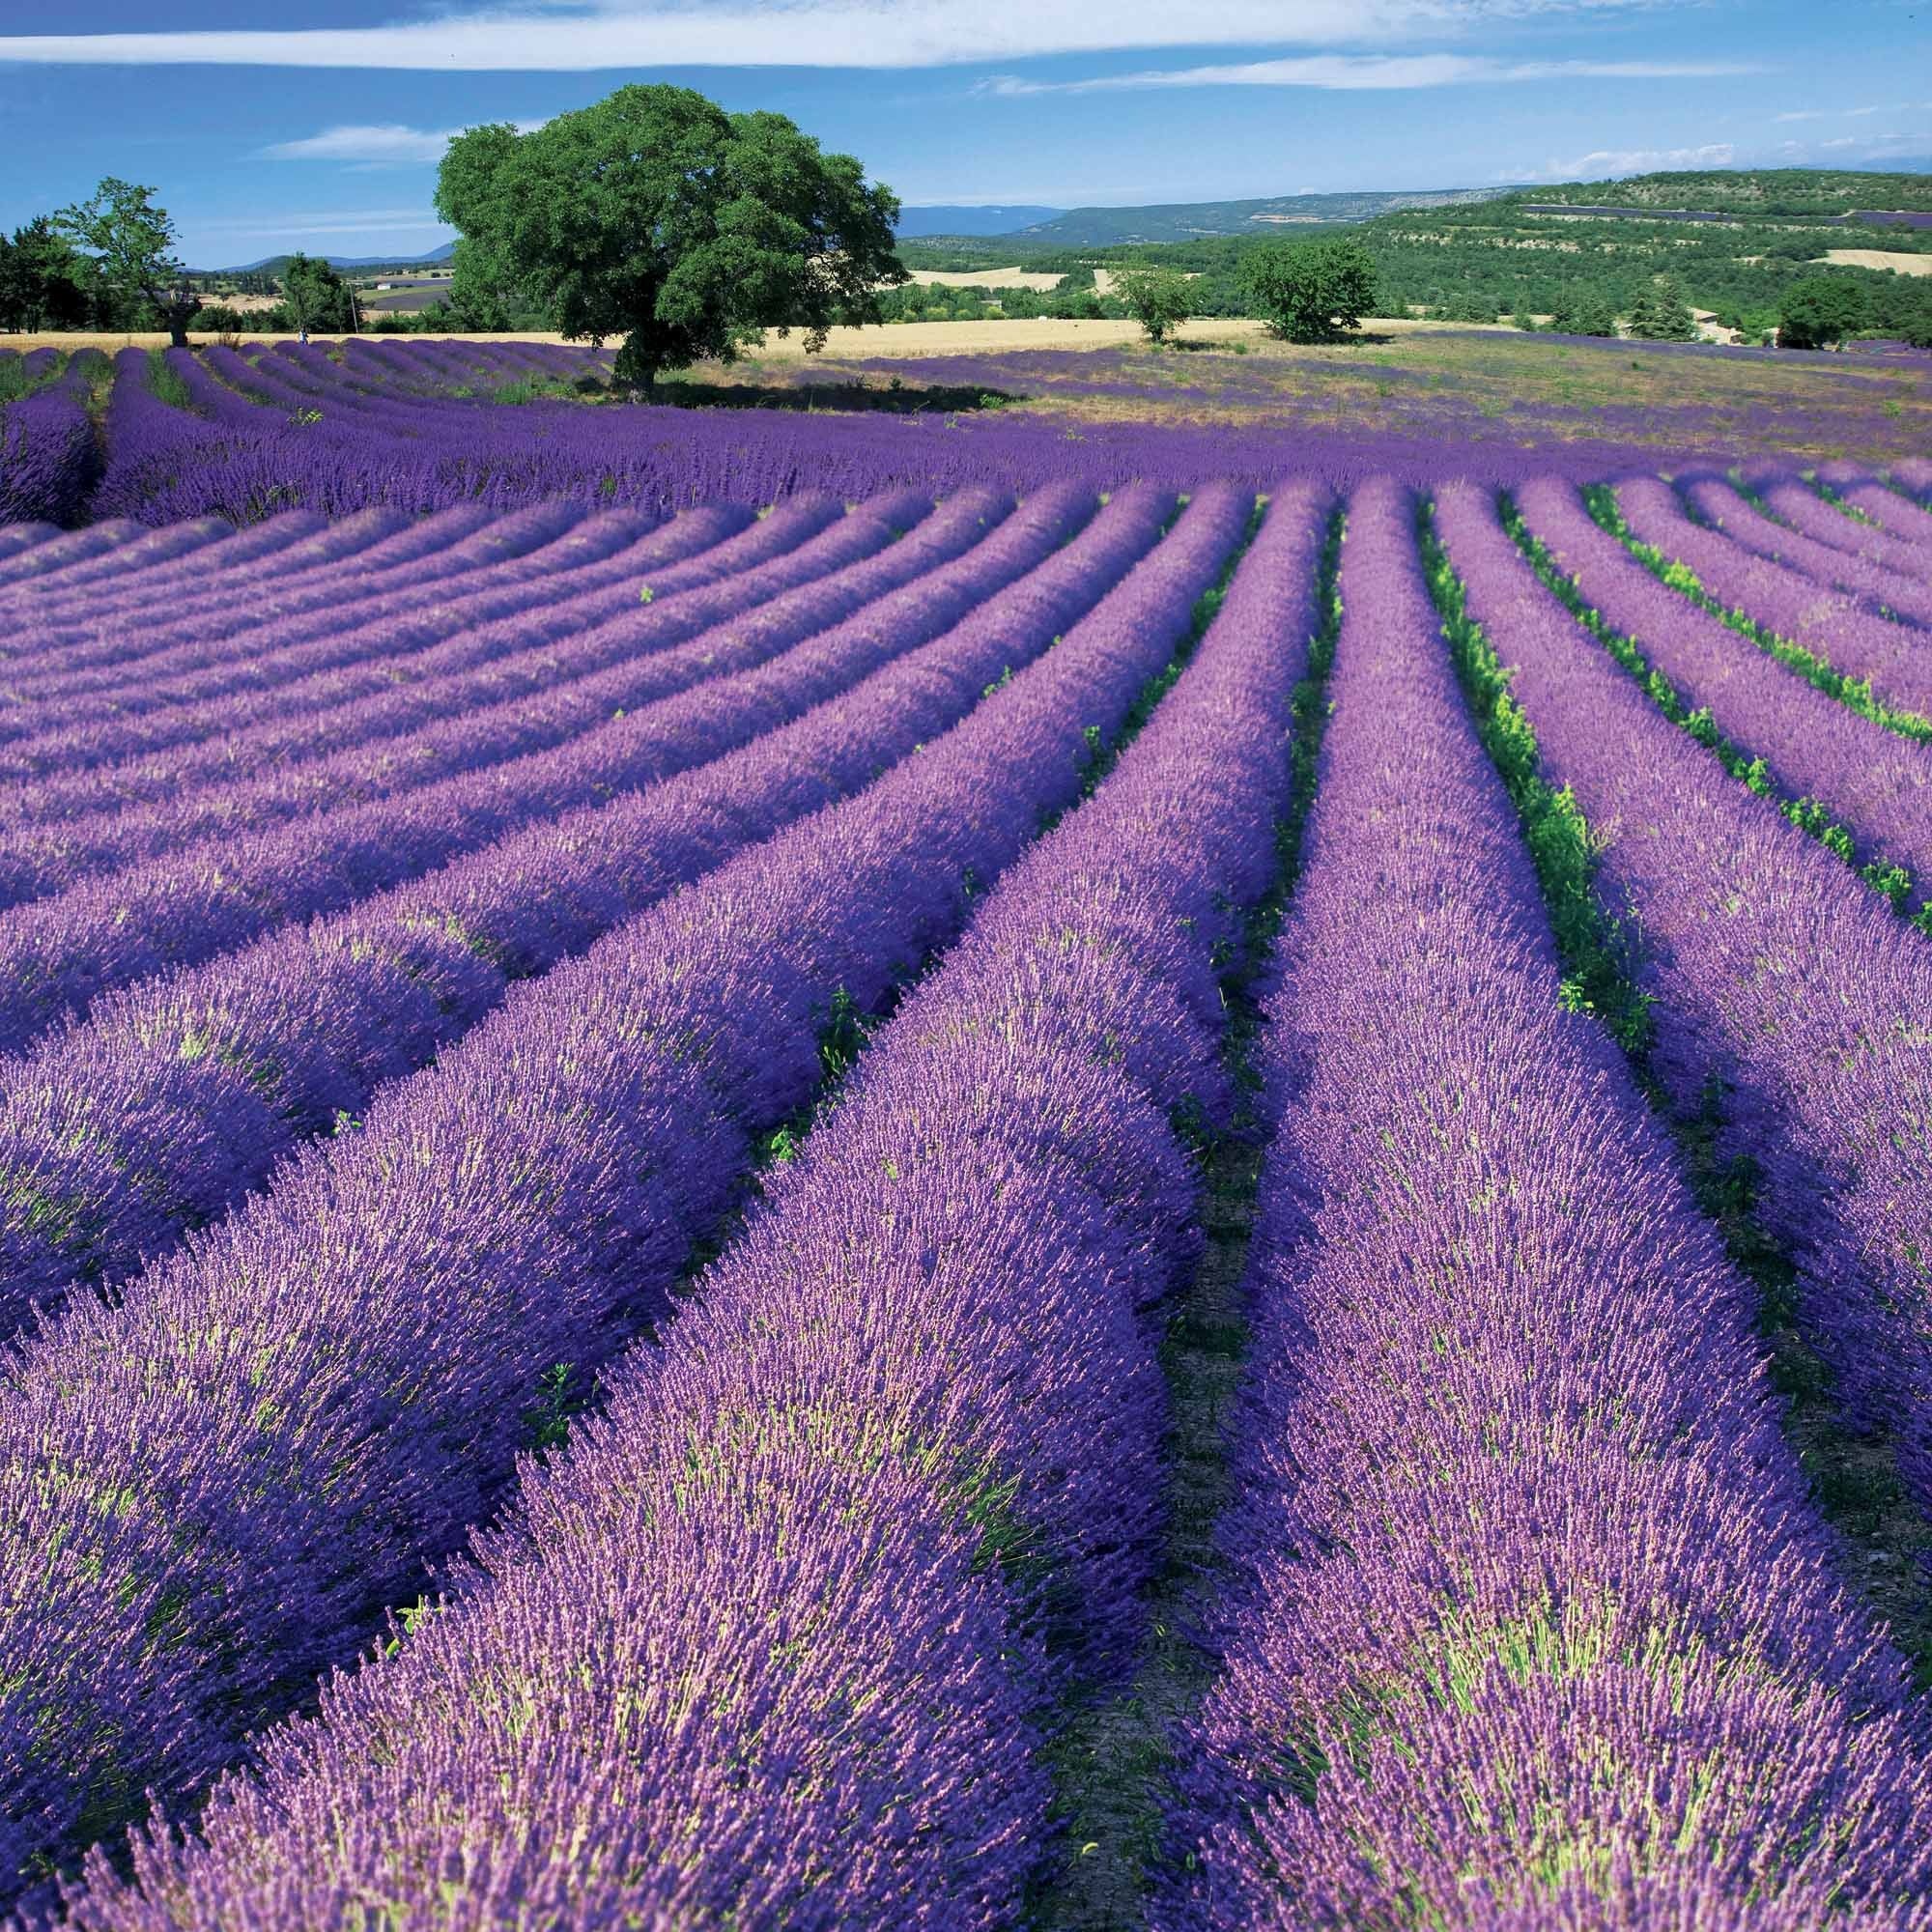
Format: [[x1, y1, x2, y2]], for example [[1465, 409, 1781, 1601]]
[[0, 477, 1134, 1328], [3, 501, 623, 706], [8, 502, 481, 639], [1167, 476, 1932, 1929], [0, 489, 970, 1049], [1702, 474, 1932, 625], [0, 500, 813, 789], [1820, 465, 1932, 554], [0, 524, 62, 565], [0, 502, 847, 886], [56, 478, 1327, 1932], [1517, 477, 1932, 905], [1437, 477, 1932, 1575], [0, 484, 1250, 1910], [0, 522, 156, 589], [1610, 472, 1932, 717], [1748, 467, 1932, 587]]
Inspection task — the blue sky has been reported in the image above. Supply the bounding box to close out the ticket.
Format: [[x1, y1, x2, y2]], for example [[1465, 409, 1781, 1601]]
[[0, 1, 1925, 265]]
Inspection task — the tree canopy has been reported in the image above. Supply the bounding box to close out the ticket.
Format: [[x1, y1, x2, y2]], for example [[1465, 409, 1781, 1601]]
[[0, 219, 89, 334], [1549, 287, 1621, 338], [279, 253, 359, 335], [1113, 266, 1193, 344], [1240, 238, 1377, 344], [1624, 274, 1698, 342], [54, 178, 200, 345], [437, 86, 905, 391], [1777, 273, 1869, 350]]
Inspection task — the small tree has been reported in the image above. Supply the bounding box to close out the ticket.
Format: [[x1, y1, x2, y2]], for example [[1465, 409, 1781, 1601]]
[[1550, 288, 1620, 338], [280, 253, 358, 335], [438, 86, 904, 393], [1776, 274, 1868, 351], [1441, 290, 1502, 325], [55, 178, 200, 345], [1625, 274, 1697, 342], [1241, 238, 1377, 344], [1114, 265, 1192, 345]]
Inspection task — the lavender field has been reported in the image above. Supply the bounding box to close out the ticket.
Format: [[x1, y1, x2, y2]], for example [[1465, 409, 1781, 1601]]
[[4, 327, 1928, 533], [3, 329, 1932, 1930]]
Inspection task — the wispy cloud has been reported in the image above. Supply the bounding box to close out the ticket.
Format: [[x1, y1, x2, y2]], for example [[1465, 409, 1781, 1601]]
[[982, 53, 1761, 95], [190, 207, 454, 238], [1774, 99, 1932, 128], [1522, 140, 1737, 181], [261, 120, 544, 164], [262, 125, 463, 164], [0, 0, 1682, 71]]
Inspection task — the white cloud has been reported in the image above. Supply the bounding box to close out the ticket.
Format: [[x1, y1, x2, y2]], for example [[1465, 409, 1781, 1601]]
[[0, 0, 1682, 71], [1774, 109, 1824, 123], [1523, 140, 1737, 181], [1820, 135, 1861, 147], [189, 207, 455, 238], [261, 119, 545, 163], [983, 53, 1761, 95], [263, 124, 465, 163]]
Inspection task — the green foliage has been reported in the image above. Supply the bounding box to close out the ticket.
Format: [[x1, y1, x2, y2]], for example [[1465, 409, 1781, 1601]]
[[1440, 289, 1501, 324], [1113, 264, 1194, 344], [54, 177, 200, 344], [144, 346, 191, 409], [439, 233, 550, 332], [1423, 505, 1652, 1053], [1777, 273, 1869, 350], [278, 253, 358, 334], [1548, 286, 1621, 337], [188, 303, 249, 334], [1624, 273, 1697, 342], [437, 85, 904, 391], [527, 1362, 577, 1453], [0, 218, 89, 333], [1241, 237, 1378, 343], [1516, 166, 1932, 218]]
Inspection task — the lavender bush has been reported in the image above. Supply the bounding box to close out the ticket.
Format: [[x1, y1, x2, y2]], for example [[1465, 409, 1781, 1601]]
[[55, 480, 1330, 1932], [0, 484, 1249, 1908], [1168, 476, 1932, 1928]]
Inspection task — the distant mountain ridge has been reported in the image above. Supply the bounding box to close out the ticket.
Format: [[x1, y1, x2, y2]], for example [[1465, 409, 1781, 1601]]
[[194, 241, 458, 277], [198, 162, 1932, 277], [982, 187, 1518, 247], [1520, 164, 1932, 215]]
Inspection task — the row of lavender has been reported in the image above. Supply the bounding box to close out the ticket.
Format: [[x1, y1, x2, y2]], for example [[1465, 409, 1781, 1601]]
[[0, 481, 1160, 1324], [8, 335, 1768, 526], [0, 442, 1918, 1091], [0, 477, 1253, 1911], [0, 455, 1930, 1919], [1168, 480, 1932, 1927], [46, 478, 1331, 1932], [0, 353, 100, 526]]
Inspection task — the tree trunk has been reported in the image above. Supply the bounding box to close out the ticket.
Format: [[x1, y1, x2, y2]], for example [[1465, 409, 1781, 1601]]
[[169, 323, 188, 349]]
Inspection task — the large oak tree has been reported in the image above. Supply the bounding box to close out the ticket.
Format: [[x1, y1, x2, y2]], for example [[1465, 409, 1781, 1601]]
[[54, 179, 200, 346], [437, 86, 905, 392]]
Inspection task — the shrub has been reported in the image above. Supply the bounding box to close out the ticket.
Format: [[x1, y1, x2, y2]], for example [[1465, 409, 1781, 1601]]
[[1241, 238, 1377, 344]]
